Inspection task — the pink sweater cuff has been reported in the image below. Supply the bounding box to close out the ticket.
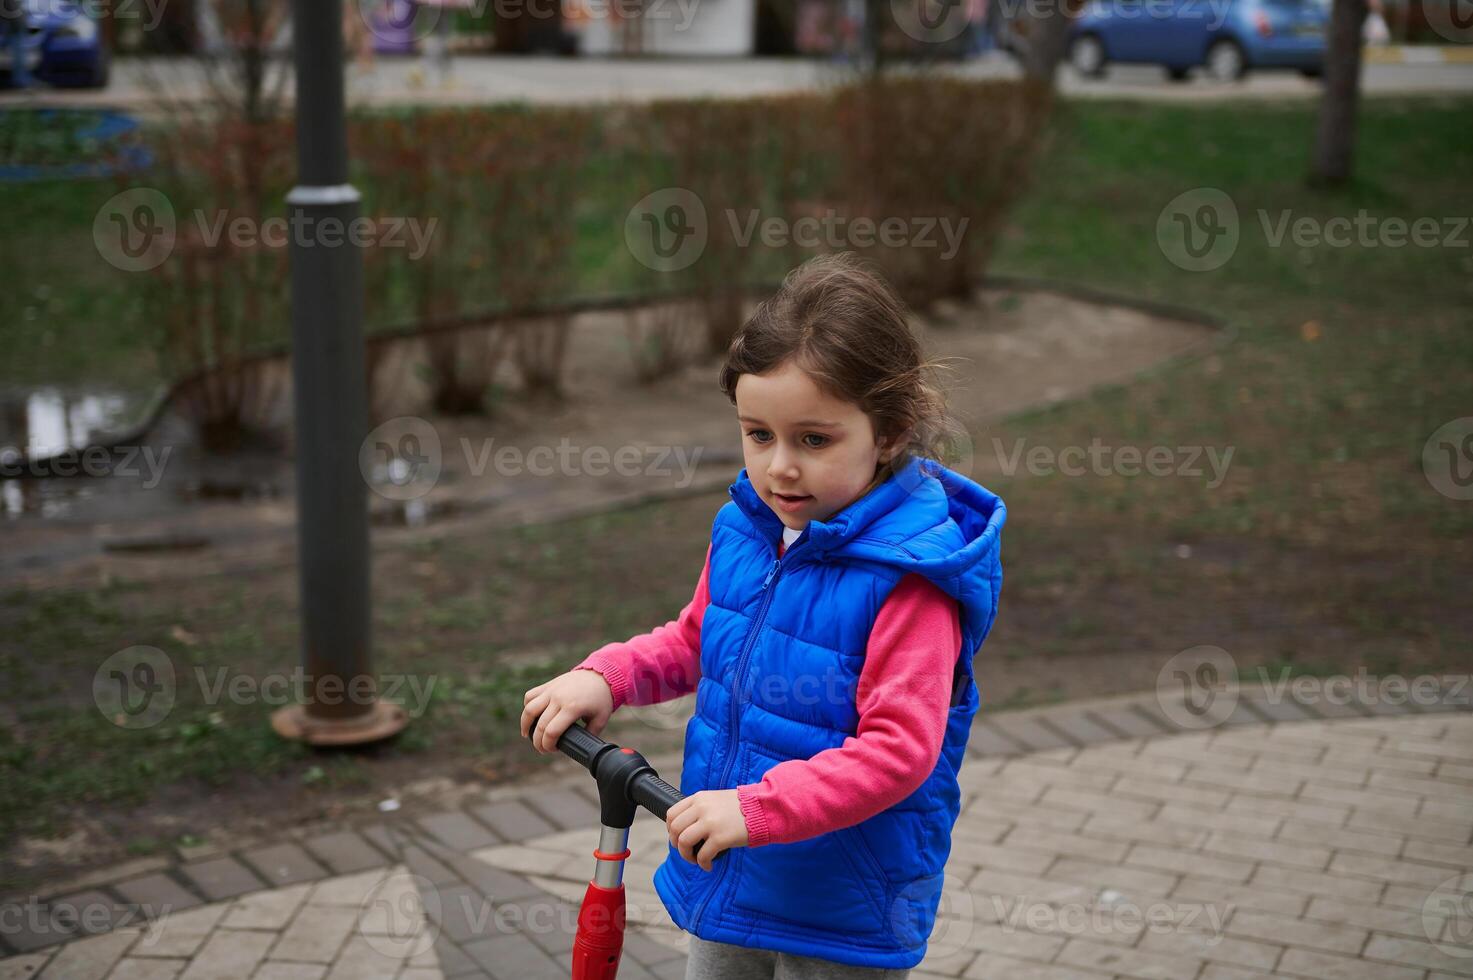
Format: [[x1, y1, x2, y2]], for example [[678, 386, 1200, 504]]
[[573, 648, 634, 712], [738, 786, 773, 848]]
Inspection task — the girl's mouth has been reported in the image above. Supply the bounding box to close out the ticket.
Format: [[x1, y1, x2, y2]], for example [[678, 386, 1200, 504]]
[[772, 492, 811, 513]]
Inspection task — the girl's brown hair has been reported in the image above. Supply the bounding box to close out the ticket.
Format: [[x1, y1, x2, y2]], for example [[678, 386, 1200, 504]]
[[718, 252, 963, 492]]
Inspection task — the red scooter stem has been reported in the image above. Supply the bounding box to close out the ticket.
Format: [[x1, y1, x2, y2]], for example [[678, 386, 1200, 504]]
[[571, 880, 625, 980], [528, 715, 704, 980]]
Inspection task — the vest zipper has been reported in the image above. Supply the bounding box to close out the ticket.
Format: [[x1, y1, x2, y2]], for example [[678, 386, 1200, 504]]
[[691, 534, 801, 933]]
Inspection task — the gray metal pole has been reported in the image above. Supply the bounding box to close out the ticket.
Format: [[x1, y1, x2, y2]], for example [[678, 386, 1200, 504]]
[[272, 0, 406, 745]]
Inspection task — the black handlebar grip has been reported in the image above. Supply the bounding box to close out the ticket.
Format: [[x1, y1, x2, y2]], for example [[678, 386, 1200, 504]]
[[630, 773, 684, 820], [632, 774, 706, 862], [526, 710, 608, 771], [553, 718, 607, 770]]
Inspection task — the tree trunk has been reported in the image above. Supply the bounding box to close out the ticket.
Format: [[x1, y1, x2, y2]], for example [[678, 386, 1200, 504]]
[[1013, 0, 1082, 84], [1311, 0, 1368, 185]]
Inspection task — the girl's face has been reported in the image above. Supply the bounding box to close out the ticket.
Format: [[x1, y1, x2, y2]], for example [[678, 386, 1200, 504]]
[[734, 359, 899, 532]]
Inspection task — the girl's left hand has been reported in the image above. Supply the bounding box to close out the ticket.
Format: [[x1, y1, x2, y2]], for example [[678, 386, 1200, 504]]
[[666, 789, 749, 872]]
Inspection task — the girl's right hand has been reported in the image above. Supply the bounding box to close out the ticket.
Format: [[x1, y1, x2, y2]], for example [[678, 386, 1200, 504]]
[[520, 669, 615, 754]]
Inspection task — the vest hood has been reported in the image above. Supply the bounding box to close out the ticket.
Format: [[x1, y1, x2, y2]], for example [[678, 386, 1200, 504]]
[[727, 454, 1006, 640]]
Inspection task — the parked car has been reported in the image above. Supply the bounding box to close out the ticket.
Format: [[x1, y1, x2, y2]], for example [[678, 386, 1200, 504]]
[[1066, 0, 1329, 81], [0, 0, 108, 88]]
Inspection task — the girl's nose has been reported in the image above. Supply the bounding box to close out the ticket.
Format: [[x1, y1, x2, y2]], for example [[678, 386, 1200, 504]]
[[768, 447, 799, 481]]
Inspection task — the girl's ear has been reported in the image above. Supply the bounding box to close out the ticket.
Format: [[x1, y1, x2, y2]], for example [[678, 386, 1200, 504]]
[[878, 427, 914, 463]]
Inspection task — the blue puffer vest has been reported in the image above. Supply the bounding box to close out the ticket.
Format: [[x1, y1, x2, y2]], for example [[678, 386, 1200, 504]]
[[651, 455, 1005, 969]]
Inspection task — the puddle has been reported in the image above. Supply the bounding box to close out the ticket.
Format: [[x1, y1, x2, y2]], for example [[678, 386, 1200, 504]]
[[0, 385, 144, 460]]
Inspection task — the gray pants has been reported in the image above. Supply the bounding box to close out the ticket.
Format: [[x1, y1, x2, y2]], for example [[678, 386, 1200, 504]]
[[684, 935, 912, 980]]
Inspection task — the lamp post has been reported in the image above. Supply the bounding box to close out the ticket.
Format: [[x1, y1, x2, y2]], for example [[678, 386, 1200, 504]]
[[271, 0, 408, 746]]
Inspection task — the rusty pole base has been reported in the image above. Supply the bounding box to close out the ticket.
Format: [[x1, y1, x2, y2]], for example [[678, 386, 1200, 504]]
[[271, 700, 409, 746]]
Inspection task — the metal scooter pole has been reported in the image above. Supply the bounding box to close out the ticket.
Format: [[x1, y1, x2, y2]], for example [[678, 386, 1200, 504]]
[[527, 715, 705, 980]]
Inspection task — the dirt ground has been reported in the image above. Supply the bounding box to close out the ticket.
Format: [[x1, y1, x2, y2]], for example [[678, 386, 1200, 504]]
[[2, 284, 1212, 592]]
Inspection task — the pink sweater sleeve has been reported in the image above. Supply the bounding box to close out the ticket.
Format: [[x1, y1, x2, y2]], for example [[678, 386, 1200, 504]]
[[736, 571, 962, 848], [573, 544, 711, 710]]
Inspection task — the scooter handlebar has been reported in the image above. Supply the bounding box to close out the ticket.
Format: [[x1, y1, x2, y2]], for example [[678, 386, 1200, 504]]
[[528, 715, 686, 818], [529, 712, 708, 863]]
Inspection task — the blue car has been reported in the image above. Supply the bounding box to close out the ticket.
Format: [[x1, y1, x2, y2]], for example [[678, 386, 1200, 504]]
[[1066, 0, 1328, 81], [0, 0, 109, 89]]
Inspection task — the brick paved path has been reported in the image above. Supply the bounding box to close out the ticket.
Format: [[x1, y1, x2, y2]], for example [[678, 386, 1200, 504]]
[[3, 691, 1470, 979]]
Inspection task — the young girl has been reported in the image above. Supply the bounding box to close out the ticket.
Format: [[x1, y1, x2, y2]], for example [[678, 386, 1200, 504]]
[[520, 252, 1005, 978]]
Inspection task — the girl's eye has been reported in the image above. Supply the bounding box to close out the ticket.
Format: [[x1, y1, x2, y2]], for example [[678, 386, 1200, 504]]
[[745, 430, 828, 449]]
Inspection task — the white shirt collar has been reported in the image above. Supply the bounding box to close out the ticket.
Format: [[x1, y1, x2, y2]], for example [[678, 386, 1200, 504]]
[[782, 524, 803, 549]]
